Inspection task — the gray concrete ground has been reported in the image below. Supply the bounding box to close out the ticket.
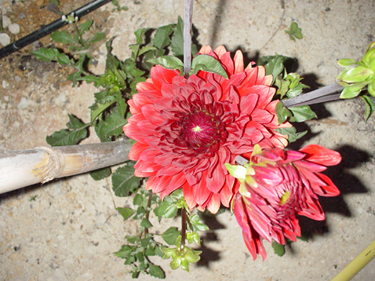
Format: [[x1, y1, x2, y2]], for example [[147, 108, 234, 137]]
[[0, 0, 375, 280]]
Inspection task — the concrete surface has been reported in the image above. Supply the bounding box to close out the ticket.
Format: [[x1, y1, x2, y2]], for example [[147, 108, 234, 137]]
[[0, 0, 374, 280]]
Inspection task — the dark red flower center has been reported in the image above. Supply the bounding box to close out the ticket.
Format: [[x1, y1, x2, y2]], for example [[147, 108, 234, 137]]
[[179, 109, 225, 154]]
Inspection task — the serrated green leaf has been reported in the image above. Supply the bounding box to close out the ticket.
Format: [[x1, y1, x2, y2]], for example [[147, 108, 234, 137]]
[[114, 245, 137, 259], [359, 95, 375, 121], [140, 238, 151, 248], [272, 241, 285, 256], [66, 114, 85, 129], [67, 71, 83, 86], [112, 162, 142, 197], [153, 24, 174, 56], [90, 96, 116, 123], [264, 55, 287, 83], [276, 101, 292, 124], [51, 30, 77, 44], [46, 123, 88, 146], [31, 47, 58, 62], [148, 56, 183, 71], [191, 55, 228, 79], [161, 227, 180, 245], [87, 32, 106, 44], [171, 16, 184, 57], [189, 214, 209, 231], [56, 52, 71, 65], [79, 20, 93, 35], [90, 167, 111, 180], [140, 218, 153, 228], [149, 264, 165, 279], [274, 127, 307, 143], [95, 109, 127, 142], [288, 105, 317, 122], [116, 207, 135, 221]]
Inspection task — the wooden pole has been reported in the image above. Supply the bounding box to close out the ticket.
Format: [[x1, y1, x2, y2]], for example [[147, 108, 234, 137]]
[[0, 140, 131, 194]]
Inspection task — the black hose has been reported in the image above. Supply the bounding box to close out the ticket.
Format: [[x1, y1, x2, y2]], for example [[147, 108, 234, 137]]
[[0, 0, 112, 60]]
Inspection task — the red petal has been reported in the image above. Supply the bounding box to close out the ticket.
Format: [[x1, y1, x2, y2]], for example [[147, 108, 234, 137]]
[[299, 144, 341, 166], [129, 142, 149, 160]]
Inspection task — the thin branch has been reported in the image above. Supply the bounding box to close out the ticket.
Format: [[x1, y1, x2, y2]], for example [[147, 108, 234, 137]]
[[183, 0, 194, 76]]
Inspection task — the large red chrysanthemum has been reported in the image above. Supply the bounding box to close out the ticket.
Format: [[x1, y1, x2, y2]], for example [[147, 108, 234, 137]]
[[229, 144, 341, 260], [124, 45, 290, 214]]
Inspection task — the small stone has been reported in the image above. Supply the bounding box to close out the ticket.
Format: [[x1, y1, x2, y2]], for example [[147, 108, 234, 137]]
[[8, 23, 20, 34], [17, 97, 30, 109], [15, 76, 21, 82], [0, 33, 11, 47], [2, 15, 11, 28], [2, 80, 9, 89]]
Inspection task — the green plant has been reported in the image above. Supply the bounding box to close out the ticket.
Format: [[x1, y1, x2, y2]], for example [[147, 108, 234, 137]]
[[285, 22, 303, 41]]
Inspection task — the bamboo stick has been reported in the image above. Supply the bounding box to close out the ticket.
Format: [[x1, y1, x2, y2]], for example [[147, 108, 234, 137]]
[[331, 240, 375, 281], [0, 140, 131, 194]]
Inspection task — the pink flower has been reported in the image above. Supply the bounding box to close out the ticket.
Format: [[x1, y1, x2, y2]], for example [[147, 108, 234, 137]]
[[228, 144, 341, 260], [124, 45, 290, 214]]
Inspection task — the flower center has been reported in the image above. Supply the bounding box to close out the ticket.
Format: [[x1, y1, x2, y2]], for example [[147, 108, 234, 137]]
[[180, 110, 225, 154]]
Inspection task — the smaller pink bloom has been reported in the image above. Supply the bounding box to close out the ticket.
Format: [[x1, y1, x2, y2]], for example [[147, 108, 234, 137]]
[[228, 144, 341, 260]]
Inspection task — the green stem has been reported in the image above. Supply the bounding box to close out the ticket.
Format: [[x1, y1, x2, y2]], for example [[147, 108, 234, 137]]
[[73, 22, 85, 47], [144, 190, 153, 235]]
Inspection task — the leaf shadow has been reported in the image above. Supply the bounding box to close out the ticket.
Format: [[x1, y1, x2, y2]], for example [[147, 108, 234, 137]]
[[194, 210, 226, 268]]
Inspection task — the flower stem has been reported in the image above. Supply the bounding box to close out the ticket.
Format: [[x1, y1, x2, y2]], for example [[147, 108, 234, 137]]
[[144, 190, 153, 235], [180, 208, 187, 250], [281, 82, 343, 107], [183, 0, 194, 77]]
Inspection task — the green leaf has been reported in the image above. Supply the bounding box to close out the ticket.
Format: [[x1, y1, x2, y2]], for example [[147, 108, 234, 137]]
[[116, 207, 135, 221], [133, 194, 143, 206], [191, 55, 228, 79], [359, 95, 375, 121], [134, 27, 149, 44], [272, 241, 285, 256], [148, 264, 165, 279], [285, 22, 303, 41], [138, 45, 158, 56], [95, 109, 127, 142], [171, 16, 184, 57], [51, 30, 77, 44], [147, 56, 183, 71], [111, 162, 142, 197], [46, 115, 88, 146], [274, 127, 307, 143], [153, 24, 174, 55], [338, 58, 356, 67], [56, 53, 71, 65], [157, 197, 178, 218], [288, 105, 317, 122], [263, 55, 289, 83], [90, 167, 111, 180], [114, 245, 136, 259], [275, 101, 292, 124], [79, 20, 93, 35], [31, 47, 58, 62], [87, 32, 106, 44], [90, 96, 116, 123], [189, 214, 209, 231], [140, 218, 153, 228], [161, 227, 180, 245]]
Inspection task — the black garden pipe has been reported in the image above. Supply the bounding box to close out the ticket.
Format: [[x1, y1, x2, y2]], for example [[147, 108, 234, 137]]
[[0, 0, 111, 60]]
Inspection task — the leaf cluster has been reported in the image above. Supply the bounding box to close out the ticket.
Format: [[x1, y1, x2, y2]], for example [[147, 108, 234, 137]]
[[285, 22, 303, 41], [258, 55, 317, 143]]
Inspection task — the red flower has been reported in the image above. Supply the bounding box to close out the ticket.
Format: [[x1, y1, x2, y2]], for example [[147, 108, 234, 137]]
[[228, 144, 341, 260], [124, 45, 290, 214]]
